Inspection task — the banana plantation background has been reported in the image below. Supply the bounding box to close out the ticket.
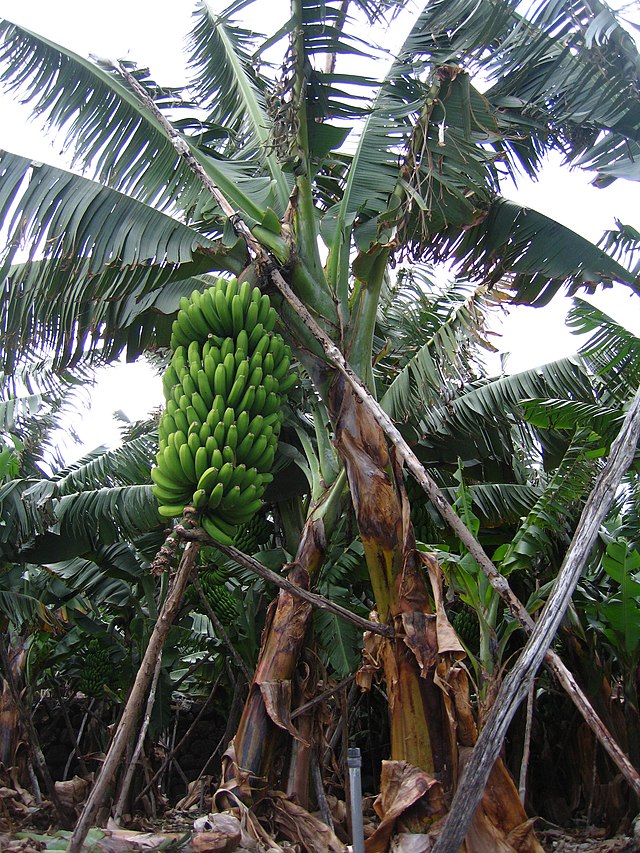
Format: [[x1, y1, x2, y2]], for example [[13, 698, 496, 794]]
[[0, 0, 640, 850]]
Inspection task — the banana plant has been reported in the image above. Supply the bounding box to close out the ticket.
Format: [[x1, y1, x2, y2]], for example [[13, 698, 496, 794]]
[[1, 0, 639, 845]]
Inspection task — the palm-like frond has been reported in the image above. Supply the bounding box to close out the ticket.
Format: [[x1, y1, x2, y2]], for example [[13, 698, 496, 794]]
[[444, 482, 540, 529], [428, 198, 638, 307], [519, 397, 621, 438], [44, 542, 147, 609], [188, 2, 290, 211], [0, 478, 57, 558], [599, 220, 640, 278], [54, 434, 156, 496], [0, 565, 60, 628], [49, 484, 163, 555], [314, 534, 369, 675], [0, 151, 249, 370], [0, 392, 43, 432], [419, 356, 595, 439], [408, 0, 640, 183], [411, 478, 541, 533], [0, 20, 276, 220], [378, 271, 500, 422], [0, 19, 198, 210], [322, 8, 500, 258], [500, 429, 602, 575], [568, 297, 640, 396]]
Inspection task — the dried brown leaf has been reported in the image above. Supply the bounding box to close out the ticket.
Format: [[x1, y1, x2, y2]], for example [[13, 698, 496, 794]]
[[271, 792, 346, 852], [365, 761, 444, 853], [259, 681, 309, 745]]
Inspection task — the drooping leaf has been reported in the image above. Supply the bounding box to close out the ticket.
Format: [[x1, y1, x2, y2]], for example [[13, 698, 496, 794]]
[[0, 151, 249, 371], [427, 198, 638, 307]]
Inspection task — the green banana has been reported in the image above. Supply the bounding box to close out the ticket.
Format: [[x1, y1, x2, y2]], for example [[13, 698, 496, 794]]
[[191, 392, 210, 423], [170, 319, 190, 349], [244, 300, 259, 339], [236, 328, 249, 356], [199, 289, 225, 336], [188, 339, 202, 369], [187, 431, 201, 457], [221, 337, 235, 359], [162, 444, 191, 485], [256, 294, 271, 326], [248, 322, 266, 351], [192, 488, 208, 509], [248, 349, 263, 374], [181, 373, 197, 399], [238, 279, 251, 310], [152, 482, 191, 504], [214, 363, 227, 398], [278, 372, 298, 394], [262, 392, 280, 416], [206, 482, 225, 511], [253, 443, 276, 472], [158, 502, 187, 518], [244, 434, 269, 468], [198, 466, 221, 495], [179, 442, 197, 481], [201, 513, 235, 546], [217, 462, 234, 490], [215, 288, 233, 333], [254, 333, 271, 359], [155, 278, 293, 534], [252, 386, 267, 415], [237, 384, 256, 414], [197, 370, 214, 407], [273, 356, 291, 381], [186, 405, 200, 427], [173, 408, 190, 435], [195, 445, 209, 481], [226, 361, 249, 408], [236, 410, 250, 443], [229, 463, 248, 489], [213, 421, 226, 446], [219, 498, 263, 525], [236, 432, 255, 461], [223, 352, 236, 389], [222, 406, 235, 430], [188, 303, 210, 339], [231, 293, 245, 338], [264, 308, 278, 334], [226, 423, 238, 452], [177, 308, 201, 342], [225, 278, 239, 302]]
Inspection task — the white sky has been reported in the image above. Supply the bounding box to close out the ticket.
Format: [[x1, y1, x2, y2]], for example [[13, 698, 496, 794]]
[[0, 0, 639, 460]]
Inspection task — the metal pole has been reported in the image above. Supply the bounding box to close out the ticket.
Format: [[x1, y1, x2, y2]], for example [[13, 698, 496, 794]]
[[347, 747, 365, 853]]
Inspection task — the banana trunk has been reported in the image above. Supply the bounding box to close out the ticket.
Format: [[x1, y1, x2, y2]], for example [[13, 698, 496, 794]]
[[330, 377, 450, 777], [220, 518, 325, 802]]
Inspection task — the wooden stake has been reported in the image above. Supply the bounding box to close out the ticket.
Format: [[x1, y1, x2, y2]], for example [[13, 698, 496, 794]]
[[432, 386, 640, 853], [68, 539, 200, 853]]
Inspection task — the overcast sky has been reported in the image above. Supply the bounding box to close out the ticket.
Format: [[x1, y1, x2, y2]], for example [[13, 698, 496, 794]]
[[0, 0, 638, 459]]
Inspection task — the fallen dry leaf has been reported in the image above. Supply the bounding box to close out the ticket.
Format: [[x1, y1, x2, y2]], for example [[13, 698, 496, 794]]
[[365, 761, 444, 853]]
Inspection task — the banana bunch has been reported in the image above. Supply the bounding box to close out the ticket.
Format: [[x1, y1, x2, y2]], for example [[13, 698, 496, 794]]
[[406, 478, 439, 545], [199, 568, 237, 624], [450, 609, 480, 652], [78, 639, 111, 697], [152, 278, 296, 546], [233, 513, 275, 554]]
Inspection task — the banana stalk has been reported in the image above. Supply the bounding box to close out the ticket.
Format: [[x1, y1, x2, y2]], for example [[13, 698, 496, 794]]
[[220, 515, 324, 802], [329, 376, 449, 778]]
